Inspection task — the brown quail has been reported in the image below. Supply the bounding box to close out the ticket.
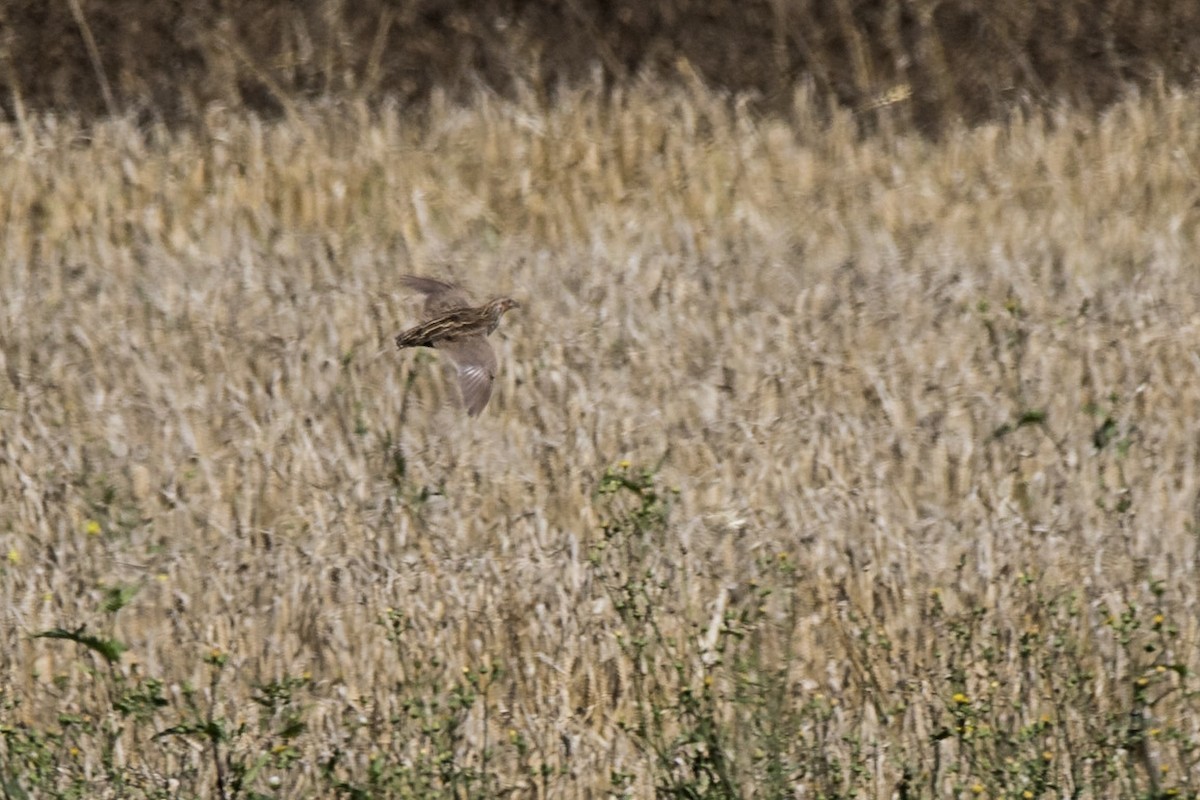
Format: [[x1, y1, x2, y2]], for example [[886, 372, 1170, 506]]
[[395, 275, 520, 416]]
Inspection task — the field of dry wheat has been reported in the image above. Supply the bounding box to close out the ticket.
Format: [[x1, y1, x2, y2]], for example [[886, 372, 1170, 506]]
[[2, 80, 1200, 798]]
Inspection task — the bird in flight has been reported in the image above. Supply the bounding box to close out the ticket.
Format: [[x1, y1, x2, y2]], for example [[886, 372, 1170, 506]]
[[395, 275, 520, 416]]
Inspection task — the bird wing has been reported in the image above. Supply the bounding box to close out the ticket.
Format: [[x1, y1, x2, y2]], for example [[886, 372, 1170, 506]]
[[434, 335, 498, 417], [401, 275, 471, 317]]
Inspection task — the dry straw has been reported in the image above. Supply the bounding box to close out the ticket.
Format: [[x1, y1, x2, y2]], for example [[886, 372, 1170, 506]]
[[1, 80, 1199, 796]]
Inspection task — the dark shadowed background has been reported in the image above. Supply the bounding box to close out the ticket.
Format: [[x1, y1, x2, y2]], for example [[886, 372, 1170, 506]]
[[3, 0, 1199, 130]]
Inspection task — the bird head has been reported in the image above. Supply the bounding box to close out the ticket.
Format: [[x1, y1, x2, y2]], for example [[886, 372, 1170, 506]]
[[489, 297, 520, 316], [484, 296, 520, 333]]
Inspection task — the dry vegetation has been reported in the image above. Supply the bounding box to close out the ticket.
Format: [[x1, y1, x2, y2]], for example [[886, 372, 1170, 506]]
[[3, 76, 1200, 797], [5, 0, 1200, 131]]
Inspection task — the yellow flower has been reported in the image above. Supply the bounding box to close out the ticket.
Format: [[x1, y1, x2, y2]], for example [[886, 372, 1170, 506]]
[[85, 520, 102, 536], [6, 549, 18, 565], [1042, 750, 1053, 761], [618, 460, 631, 469], [952, 692, 970, 705], [971, 783, 984, 794]]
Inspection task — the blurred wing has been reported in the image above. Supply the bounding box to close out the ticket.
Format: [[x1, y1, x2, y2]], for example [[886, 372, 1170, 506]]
[[435, 336, 498, 417], [401, 275, 471, 317]]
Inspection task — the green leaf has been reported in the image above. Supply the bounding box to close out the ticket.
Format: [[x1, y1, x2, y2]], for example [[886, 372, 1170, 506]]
[[1015, 409, 1046, 428], [0, 776, 30, 800], [34, 626, 127, 664], [155, 720, 227, 742], [279, 719, 307, 739], [100, 583, 141, 614], [1092, 416, 1117, 449]]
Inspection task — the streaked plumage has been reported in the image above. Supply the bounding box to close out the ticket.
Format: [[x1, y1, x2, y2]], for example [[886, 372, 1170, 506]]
[[395, 275, 520, 416]]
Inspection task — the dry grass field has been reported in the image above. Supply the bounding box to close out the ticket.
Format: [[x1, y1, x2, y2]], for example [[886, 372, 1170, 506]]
[[3, 79, 1200, 798]]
